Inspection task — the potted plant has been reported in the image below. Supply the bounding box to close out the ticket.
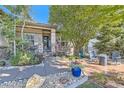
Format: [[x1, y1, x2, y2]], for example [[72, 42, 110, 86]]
[[68, 55, 84, 77]]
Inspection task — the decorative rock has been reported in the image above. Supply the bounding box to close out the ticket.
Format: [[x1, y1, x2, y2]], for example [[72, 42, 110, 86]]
[[59, 77, 69, 84], [0, 78, 28, 88], [117, 73, 124, 80], [0, 71, 88, 88], [105, 80, 124, 88], [26, 74, 46, 88]]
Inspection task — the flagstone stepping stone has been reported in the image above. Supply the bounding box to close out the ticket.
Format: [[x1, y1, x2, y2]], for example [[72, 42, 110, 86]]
[[26, 74, 46, 88]]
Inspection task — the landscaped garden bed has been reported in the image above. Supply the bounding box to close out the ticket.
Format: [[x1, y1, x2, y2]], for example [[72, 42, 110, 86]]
[[88, 72, 124, 88], [10, 50, 43, 66], [77, 81, 102, 88], [0, 71, 88, 88], [77, 71, 124, 88], [42, 71, 88, 88]]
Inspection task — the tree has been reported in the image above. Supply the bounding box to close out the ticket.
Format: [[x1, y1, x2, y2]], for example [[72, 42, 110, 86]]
[[49, 5, 124, 55], [0, 5, 31, 56], [93, 6, 124, 55], [95, 20, 124, 56]]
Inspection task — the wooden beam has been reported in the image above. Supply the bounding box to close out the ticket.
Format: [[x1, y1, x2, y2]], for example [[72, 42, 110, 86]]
[[17, 25, 53, 31]]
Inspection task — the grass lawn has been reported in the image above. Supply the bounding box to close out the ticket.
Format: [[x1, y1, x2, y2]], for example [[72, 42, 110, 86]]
[[77, 81, 103, 88]]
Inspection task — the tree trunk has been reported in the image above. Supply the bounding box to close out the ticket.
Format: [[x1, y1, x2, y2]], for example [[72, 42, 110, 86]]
[[82, 46, 86, 57], [21, 20, 26, 49], [13, 21, 16, 56], [13, 40, 16, 56], [74, 46, 80, 57]]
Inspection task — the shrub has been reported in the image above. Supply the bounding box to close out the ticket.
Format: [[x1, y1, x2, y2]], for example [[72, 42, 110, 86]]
[[35, 53, 44, 62], [30, 54, 41, 65], [10, 51, 21, 66], [70, 62, 84, 68], [18, 52, 31, 65], [0, 61, 6, 66], [10, 51, 40, 66], [68, 55, 76, 61]]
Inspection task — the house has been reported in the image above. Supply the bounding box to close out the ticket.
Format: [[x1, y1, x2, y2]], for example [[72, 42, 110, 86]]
[[0, 9, 70, 55], [0, 9, 63, 55], [16, 21, 57, 53]]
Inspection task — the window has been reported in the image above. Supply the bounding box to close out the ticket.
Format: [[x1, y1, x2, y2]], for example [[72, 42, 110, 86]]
[[24, 33, 34, 45]]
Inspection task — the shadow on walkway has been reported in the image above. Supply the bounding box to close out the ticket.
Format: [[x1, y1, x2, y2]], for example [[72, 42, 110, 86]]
[[0, 57, 69, 83]]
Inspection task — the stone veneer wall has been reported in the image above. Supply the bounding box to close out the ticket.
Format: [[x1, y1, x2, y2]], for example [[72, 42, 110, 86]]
[[34, 33, 43, 53], [51, 29, 56, 53]]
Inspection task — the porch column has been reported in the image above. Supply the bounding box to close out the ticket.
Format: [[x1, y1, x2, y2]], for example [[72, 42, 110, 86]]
[[51, 29, 56, 53], [34, 33, 43, 53]]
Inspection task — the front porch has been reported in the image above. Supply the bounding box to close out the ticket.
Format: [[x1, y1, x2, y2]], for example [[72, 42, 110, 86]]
[[16, 22, 56, 53]]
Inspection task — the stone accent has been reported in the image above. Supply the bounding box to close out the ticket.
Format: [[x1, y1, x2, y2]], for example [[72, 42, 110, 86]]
[[42, 71, 88, 88], [26, 74, 46, 88], [0, 72, 88, 88], [105, 81, 124, 88], [117, 73, 124, 81], [0, 79, 27, 88]]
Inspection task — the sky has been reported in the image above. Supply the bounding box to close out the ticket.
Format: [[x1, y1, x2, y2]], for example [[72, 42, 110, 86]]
[[0, 5, 49, 24], [30, 5, 49, 23]]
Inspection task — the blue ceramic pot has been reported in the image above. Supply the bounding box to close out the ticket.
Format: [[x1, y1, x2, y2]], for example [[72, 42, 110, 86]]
[[71, 67, 81, 77]]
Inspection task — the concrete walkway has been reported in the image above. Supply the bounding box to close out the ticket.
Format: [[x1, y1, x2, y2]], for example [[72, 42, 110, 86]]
[[0, 57, 69, 83]]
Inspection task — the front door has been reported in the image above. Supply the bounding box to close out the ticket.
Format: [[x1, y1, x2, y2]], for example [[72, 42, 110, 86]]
[[43, 36, 50, 51]]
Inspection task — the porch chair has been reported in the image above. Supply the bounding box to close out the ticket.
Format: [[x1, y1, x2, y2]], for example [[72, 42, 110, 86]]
[[112, 51, 121, 65], [88, 50, 98, 63]]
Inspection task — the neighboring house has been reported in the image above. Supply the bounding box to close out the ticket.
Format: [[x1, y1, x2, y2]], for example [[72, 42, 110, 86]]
[[16, 22, 57, 53]]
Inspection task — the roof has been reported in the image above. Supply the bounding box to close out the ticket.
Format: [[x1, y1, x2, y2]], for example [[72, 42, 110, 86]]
[[18, 21, 57, 29], [0, 9, 57, 29]]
